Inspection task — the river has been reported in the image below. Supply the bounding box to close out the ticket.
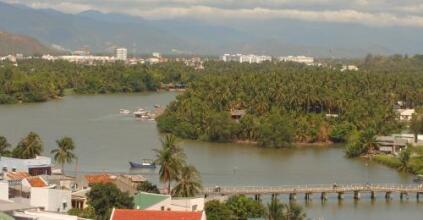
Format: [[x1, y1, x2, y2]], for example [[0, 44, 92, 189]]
[[0, 92, 421, 219]]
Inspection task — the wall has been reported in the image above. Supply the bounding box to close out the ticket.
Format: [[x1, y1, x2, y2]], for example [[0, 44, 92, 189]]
[[0, 156, 51, 173], [0, 181, 9, 201], [30, 188, 72, 212], [171, 198, 205, 211]]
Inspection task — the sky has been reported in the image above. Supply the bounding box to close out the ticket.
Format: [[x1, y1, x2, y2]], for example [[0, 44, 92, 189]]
[[3, 0, 423, 27]]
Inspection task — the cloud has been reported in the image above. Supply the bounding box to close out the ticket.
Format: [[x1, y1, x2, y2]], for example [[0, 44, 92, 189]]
[[3, 0, 423, 27]]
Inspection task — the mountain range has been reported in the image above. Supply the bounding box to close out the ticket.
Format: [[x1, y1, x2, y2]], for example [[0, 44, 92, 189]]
[[0, 1, 422, 57], [0, 31, 55, 56]]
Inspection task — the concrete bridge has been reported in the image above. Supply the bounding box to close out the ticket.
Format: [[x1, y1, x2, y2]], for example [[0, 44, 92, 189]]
[[202, 184, 423, 201]]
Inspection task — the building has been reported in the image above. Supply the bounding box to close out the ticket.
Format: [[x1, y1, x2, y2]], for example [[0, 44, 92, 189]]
[[133, 192, 205, 212], [279, 56, 314, 65], [341, 65, 359, 72], [152, 52, 161, 58], [376, 136, 408, 154], [110, 209, 206, 220], [230, 109, 246, 120], [30, 187, 72, 213], [396, 109, 415, 121], [0, 156, 52, 176], [116, 48, 128, 61], [12, 210, 78, 220], [222, 54, 272, 64]]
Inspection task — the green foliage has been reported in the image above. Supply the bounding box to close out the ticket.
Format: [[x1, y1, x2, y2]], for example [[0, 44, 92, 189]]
[[50, 137, 77, 174], [0, 136, 11, 156], [257, 111, 294, 147], [372, 154, 401, 169], [87, 183, 134, 220], [267, 198, 285, 220], [158, 59, 415, 145], [345, 129, 377, 158], [68, 207, 97, 219], [410, 113, 423, 143], [226, 195, 266, 220], [137, 181, 160, 194], [171, 165, 202, 197], [0, 60, 198, 104], [398, 148, 411, 172], [13, 132, 43, 159], [205, 200, 234, 220]]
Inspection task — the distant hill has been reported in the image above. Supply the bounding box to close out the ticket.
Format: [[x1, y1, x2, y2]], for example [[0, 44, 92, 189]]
[[0, 1, 422, 57], [0, 31, 55, 56]]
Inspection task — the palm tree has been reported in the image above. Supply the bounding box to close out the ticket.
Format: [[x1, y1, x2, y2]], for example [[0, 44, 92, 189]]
[[283, 203, 307, 220], [13, 132, 43, 159], [154, 134, 186, 194], [171, 165, 202, 197], [398, 147, 411, 172], [50, 137, 77, 174], [267, 197, 284, 220], [0, 136, 11, 156]]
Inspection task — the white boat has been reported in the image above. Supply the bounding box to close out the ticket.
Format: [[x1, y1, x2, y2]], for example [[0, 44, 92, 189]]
[[120, 109, 131, 114]]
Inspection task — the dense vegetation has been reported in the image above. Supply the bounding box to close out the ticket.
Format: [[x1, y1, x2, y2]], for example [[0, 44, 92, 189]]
[[158, 55, 423, 147], [0, 59, 198, 104], [205, 196, 306, 220]]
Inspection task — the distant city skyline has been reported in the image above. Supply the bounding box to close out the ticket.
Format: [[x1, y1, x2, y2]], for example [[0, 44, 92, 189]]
[[2, 0, 423, 27]]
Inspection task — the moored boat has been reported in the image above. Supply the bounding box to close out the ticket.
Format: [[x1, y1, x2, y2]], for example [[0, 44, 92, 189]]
[[129, 159, 156, 169], [120, 109, 131, 114]]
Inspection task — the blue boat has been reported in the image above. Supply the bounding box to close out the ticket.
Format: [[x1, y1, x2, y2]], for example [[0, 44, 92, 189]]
[[129, 159, 156, 169]]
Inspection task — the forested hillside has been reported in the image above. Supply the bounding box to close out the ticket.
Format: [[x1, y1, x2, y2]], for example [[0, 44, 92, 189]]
[[0, 31, 55, 56]]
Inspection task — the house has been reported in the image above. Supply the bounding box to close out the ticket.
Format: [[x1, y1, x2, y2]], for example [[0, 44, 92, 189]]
[[110, 209, 206, 220], [11, 210, 78, 220], [0, 156, 52, 176], [84, 174, 116, 186], [30, 187, 72, 213], [376, 136, 408, 154], [21, 176, 48, 192], [71, 188, 90, 210], [114, 175, 146, 195], [396, 109, 415, 121], [39, 174, 77, 191], [230, 109, 246, 120], [133, 192, 205, 212]]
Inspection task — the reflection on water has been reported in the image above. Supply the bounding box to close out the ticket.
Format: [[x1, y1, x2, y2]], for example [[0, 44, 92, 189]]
[[0, 92, 421, 220]]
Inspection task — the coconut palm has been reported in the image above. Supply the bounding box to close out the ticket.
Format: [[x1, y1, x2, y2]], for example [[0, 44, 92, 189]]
[[13, 132, 43, 159], [398, 147, 411, 172], [0, 136, 11, 156], [154, 134, 186, 194], [171, 165, 202, 197], [50, 137, 77, 174], [267, 197, 284, 220]]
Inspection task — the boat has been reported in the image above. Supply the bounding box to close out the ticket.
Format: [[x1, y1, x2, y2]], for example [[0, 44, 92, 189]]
[[133, 108, 147, 118], [120, 109, 131, 114], [413, 174, 423, 183], [129, 159, 156, 169]]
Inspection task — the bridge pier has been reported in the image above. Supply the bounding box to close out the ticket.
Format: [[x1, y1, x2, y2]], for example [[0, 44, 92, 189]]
[[385, 192, 392, 200], [417, 193, 421, 201], [289, 193, 297, 201], [254, 194, 261, 201], [338, 192, 344, 200], [400, 192, 409, 200], [305, 193, 312, 201], [370, 191, 376, 200], [353, 191, 360, 200], [321, 192, 328, 201], [271, 194, 278, 200]]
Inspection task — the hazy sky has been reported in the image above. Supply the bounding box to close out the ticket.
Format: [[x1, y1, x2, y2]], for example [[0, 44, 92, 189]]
[[3, 0, 423, 27]]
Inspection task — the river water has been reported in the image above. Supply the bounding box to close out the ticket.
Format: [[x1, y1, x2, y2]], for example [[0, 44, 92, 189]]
[[0, 92, 421, 219]]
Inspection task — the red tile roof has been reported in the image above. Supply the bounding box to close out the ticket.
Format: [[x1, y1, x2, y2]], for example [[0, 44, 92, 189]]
[[85, 174, 114, 185], [111, 209, 203, 220], [26, 176, 47, 187], [6, 172, 30, 181]]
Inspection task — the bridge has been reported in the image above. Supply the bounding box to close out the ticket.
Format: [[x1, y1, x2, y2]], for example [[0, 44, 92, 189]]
[[202, 184, 423, 201]]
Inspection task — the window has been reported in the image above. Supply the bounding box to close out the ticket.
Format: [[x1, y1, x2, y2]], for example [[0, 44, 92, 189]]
[[11, 168, 16, 172], [161, 206, 165, 211], [2, 167, 7, 172], [192, 205, 198, 211]]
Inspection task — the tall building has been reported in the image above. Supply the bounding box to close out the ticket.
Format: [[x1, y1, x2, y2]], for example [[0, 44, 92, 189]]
[[116, 48, 128, 61]]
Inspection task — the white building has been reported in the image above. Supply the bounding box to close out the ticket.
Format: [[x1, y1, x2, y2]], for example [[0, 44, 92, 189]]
[[152, 52, 161, 58], [12, 210, 78, 220], [116, 48, 128, 61], [396, 109, 415, 121], [0, 156, 52, 176], [134, 192, 205, 212], [341, 65, 359, 72], [30, 187, 72, 213], [0, 181, 9, 201], [222, 53, 272, 64], [279, 56, 314, 65]]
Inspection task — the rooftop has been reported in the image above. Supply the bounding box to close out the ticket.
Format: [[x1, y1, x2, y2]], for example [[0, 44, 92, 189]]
[[111, 209, 203, 220], [26, 176, 47, 187], [85, 174, 115, 185], [5, 172, 30, 181], [133, 192, 170, 210]]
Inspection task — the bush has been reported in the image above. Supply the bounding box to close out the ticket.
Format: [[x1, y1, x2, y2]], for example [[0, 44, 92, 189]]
[[372, 154, 401, 169]]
